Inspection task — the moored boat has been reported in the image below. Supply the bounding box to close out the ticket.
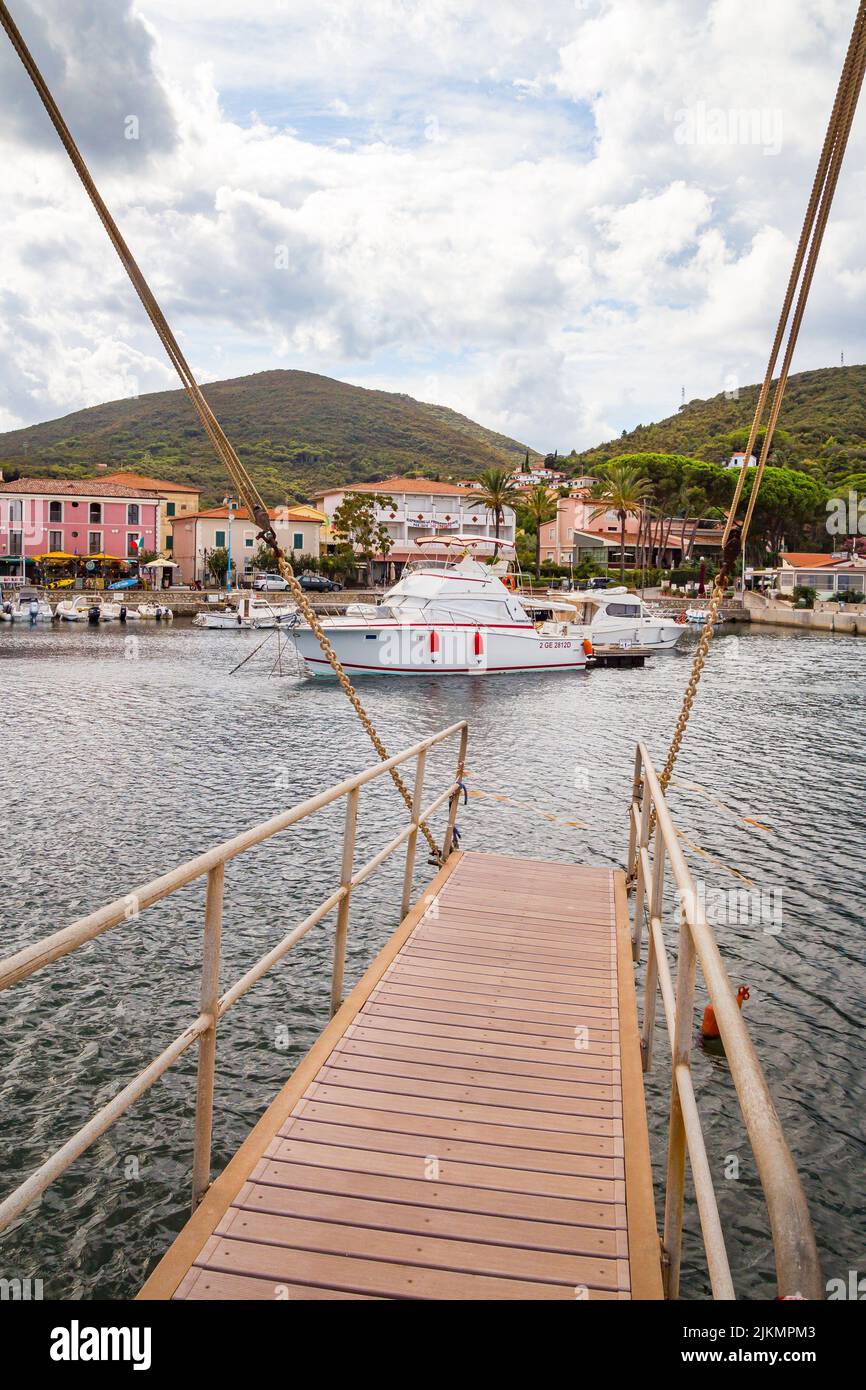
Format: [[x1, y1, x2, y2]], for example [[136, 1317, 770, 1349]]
[[289, 538, 591, 677], [548, 586, 686, 652]]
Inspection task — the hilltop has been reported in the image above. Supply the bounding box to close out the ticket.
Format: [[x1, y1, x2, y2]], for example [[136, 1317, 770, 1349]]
[[566, 365, 866, 487], [0, 369, 537, 506]]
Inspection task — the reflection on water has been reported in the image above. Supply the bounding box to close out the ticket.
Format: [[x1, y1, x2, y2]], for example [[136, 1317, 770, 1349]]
[[0, 619, 864, 1298]]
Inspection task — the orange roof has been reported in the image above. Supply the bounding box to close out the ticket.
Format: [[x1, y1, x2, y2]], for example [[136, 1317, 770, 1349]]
[[0, 477, 155, 498], [100, 471, 201, 495], [177, 505, 325, 522], [781, 553, 847, 568], [314, 477, 478, 499]]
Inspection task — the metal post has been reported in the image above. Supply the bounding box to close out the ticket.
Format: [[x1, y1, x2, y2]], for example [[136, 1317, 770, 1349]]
[[642, 839, 667, 1070], [400, 750, 427, 919], [662, 908, 697, 1298], [330, 787, 359, 1017], [191, 862, 224, 1210], [443, 723, 468, 862]]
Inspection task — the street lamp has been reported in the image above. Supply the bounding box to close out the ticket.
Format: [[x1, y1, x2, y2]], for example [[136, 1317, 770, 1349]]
[[223, 496, 235, 594]]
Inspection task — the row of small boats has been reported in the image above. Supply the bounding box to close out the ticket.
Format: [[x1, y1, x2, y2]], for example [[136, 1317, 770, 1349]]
[[0, 591, 173, 622]]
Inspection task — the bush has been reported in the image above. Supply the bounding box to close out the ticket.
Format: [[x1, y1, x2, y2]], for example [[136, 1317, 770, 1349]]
[[793, 585, 817, 609]]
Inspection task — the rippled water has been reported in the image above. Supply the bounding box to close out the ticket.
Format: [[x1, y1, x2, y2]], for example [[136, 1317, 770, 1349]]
[[0, 618, 863, 1300]]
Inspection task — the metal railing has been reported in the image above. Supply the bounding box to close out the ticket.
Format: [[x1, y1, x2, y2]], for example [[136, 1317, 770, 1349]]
[[0, 720, 468, 1232], [626, 742, 822, 1300]]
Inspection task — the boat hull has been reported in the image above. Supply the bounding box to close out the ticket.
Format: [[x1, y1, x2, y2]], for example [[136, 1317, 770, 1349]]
[[291, 623, 589, 677]]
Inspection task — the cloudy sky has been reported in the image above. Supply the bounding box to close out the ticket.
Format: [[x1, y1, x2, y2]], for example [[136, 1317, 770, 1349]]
[[1, 0, 865, 452]]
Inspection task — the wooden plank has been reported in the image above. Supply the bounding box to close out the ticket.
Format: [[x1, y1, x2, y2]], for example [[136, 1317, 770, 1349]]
[[317, 1058, 621, 1116], [247, 1158, 626, 1231]]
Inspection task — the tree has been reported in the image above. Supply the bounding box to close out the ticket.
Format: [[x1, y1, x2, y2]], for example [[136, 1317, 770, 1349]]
[[207, 546, 229, 584], [521, 451, 531, 474], [476, 468, 518, 539], [252, 541, 277, 572], [589, 463, 652, 581], [332, 492, 395, 576], [520, 483, 558, 579]]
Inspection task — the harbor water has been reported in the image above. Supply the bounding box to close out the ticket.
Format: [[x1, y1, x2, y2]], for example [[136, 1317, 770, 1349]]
[[0, 619, 863, 1299]]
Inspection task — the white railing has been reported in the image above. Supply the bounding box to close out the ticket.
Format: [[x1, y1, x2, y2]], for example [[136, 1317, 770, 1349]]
[[0, 720, 468, 1231], [626, 743, 822, 1300]]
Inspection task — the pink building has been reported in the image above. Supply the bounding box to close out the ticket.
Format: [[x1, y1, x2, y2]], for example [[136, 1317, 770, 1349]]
[[539, 490, 640, 564], [0, 478, 160, 564]]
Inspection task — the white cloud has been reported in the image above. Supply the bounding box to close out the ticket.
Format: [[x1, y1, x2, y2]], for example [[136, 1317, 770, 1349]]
[[1, 0, 865, 453]]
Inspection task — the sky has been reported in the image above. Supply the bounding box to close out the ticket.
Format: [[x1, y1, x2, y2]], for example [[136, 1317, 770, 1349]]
[[1, 0, 865, 453]]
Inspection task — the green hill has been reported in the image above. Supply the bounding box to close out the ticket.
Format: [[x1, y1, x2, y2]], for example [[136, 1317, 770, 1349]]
[[566, 365, 866, 489], [0, 369, 537, 506]]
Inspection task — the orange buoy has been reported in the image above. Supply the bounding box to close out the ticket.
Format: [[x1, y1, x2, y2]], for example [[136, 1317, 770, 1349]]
[[582, 638, 593, 657], [700, 985, 750, 1041], [473, 630, 484, 657]]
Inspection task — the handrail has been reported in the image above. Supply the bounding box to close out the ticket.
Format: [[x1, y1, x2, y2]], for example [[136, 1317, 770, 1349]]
[[626, 743, 822, 1300], [0, 719, 468, 1233]]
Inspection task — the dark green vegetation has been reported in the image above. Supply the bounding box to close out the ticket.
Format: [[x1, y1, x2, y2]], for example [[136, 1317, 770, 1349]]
[[565, 365, 866, 496], [0, 370, 536, 506]]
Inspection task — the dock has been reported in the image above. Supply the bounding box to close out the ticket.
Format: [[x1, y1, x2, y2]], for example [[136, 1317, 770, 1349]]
[[140, 851, 661, 1300], [589, 644, 653, 668]]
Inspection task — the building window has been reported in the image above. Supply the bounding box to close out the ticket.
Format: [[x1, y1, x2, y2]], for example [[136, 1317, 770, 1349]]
[[9, 530, 23, 555], [166, 501, 176, 518], [127, 503, 140, 525], [49, 500, 63, 523], [293, 532, 304, 550], [245, 537, 253, 548], [215, 530, 226, 547], [165, 535, 173, 551], [127, 534, 140, 558], [88, 531, 102, 554], [49, 531, 62, 551], [89, 502, 102, 524]]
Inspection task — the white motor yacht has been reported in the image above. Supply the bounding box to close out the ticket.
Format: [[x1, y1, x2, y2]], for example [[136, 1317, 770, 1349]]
[[194, 592, 297, 629], [548, 586, 687, 652], [289, 538, 591, 677], [56, 594, 105, 622]]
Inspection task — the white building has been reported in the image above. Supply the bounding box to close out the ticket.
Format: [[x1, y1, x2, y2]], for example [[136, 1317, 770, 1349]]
[[313, 477, 517, 578]]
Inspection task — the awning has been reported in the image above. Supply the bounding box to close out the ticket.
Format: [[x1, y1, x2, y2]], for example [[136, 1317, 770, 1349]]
[[141, 558, 180, 569]]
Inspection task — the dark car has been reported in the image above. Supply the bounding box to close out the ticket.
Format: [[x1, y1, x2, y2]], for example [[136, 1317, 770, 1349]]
[[298, 572, 344, 592]]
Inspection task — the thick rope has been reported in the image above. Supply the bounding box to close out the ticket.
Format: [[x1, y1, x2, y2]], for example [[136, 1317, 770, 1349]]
[[0, 0, 444, 862], [654, 0, 866, 807]]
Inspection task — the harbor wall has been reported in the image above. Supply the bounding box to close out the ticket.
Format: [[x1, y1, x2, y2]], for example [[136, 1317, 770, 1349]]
[[744, 593, 866, 635]]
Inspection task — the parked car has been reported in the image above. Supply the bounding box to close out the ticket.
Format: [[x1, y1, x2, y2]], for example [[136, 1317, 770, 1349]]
[[298, 573, 344, 592], [253, 574, 290, 591]]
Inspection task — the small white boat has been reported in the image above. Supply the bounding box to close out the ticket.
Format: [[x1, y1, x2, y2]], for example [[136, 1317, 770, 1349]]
[[100, 598, 139, 621], [549, 587, 687, 652], [56, 594, 104, 622], [289, 538, 590, 677], [685, 607, 724, 626], [194, 593, 297, 629], [136, 602, 174, 620]]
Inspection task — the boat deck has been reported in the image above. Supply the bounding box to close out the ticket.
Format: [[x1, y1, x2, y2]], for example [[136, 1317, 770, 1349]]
[[139, 851, 662, 1300]]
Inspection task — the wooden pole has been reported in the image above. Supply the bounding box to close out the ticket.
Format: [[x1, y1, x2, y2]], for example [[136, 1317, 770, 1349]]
[[400, 749, 427, 918]]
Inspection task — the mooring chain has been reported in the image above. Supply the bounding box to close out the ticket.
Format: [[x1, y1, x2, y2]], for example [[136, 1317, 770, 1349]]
[[0, 0, 445, 864]]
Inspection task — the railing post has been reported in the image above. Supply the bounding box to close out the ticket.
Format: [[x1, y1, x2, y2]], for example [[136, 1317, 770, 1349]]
[[330, 787, 359, 1017], [662, 907, 697, 1299], [443, 722, 468, 862], [641, 838, 667, 1070], [631, 773, 652, 961], [400, 748, 428, 919], [626, 744, 643, 879], [191, 862, 224, 1211]]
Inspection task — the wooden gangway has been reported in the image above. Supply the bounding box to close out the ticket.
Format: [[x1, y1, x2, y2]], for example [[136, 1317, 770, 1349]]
[[0, 722, 821, 1300], [140, 852, 660, 1300]]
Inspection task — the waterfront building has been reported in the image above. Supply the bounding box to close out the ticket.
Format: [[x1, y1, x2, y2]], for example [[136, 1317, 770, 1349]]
[[0, 477, 160, 571], [171, 504, 325, 585], [775, 551, 866, 600], [313, 478, 517, 581], [99, 472, 202, 554]]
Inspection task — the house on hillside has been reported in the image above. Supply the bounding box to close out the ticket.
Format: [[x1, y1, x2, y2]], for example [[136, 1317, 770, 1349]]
[[773, 551, 866, 601], [313, 478, 517, 582]]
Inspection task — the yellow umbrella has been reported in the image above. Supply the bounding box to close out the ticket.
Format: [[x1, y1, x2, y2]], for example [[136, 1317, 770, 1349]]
[[85, 553, 125, 563], [33, 551, 77, 561]]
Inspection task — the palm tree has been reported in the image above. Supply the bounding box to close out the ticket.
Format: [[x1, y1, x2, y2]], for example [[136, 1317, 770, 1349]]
[[521, 482, 558, 579], [589, 463, 652, 582], [476, 468, 518, 540]]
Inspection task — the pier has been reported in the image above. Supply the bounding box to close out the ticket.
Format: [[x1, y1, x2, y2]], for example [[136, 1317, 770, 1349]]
[[0, 724, 821, 1300]]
